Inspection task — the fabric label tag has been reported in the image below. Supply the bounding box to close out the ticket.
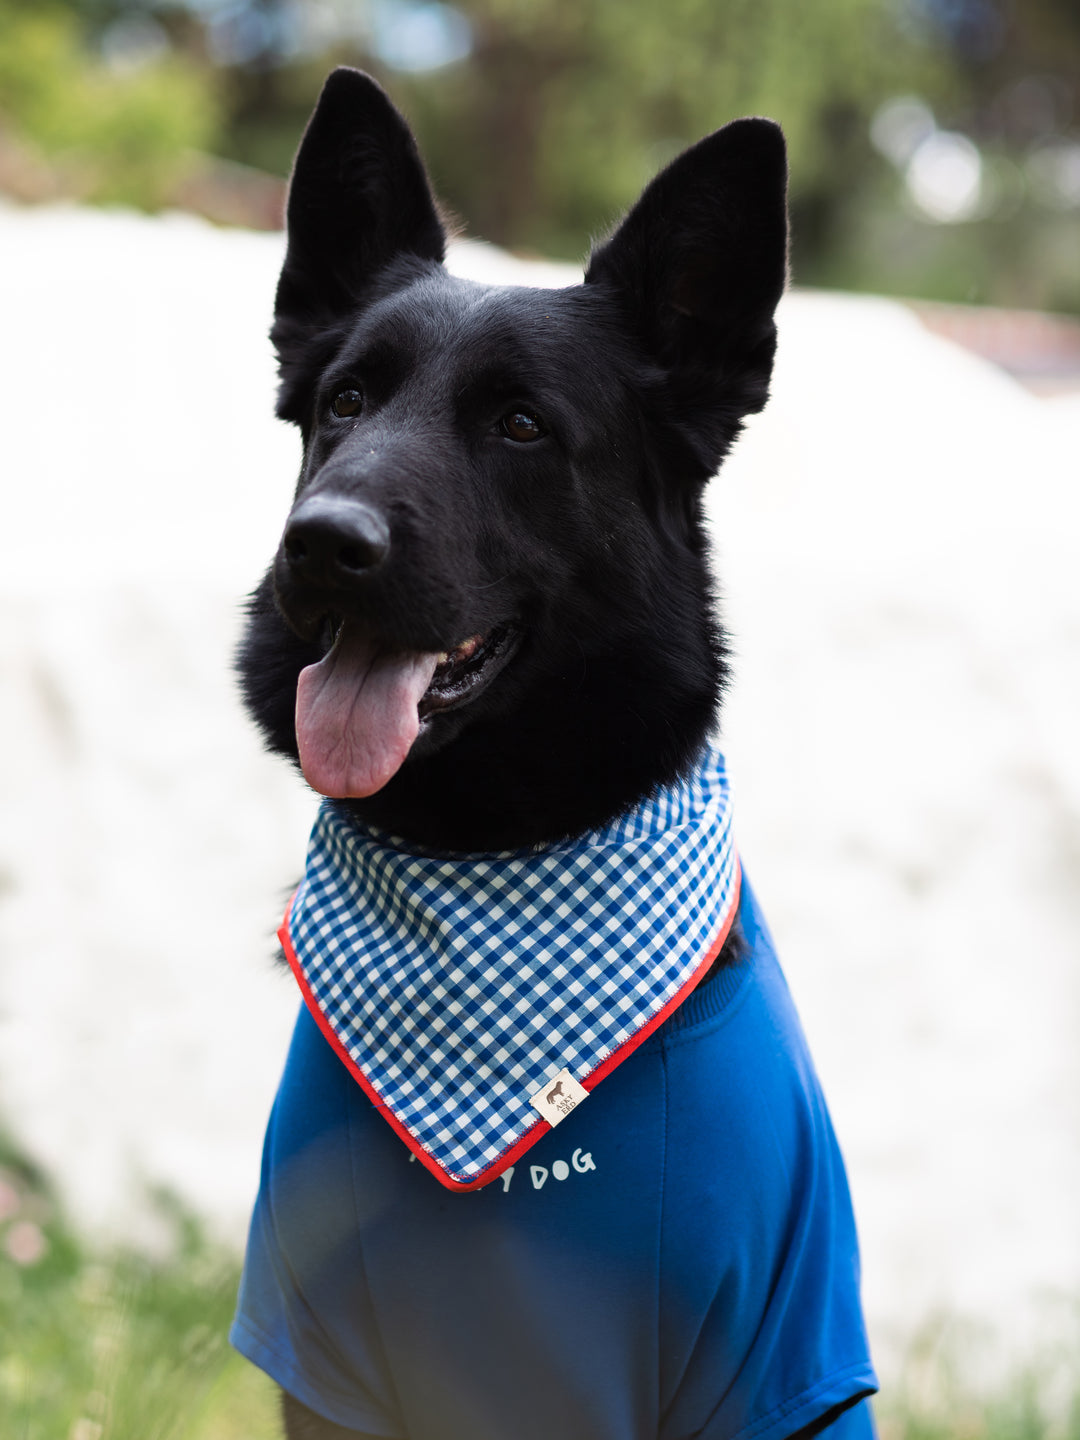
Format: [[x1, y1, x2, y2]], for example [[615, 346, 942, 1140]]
[[530, 1068, 589, 1127]]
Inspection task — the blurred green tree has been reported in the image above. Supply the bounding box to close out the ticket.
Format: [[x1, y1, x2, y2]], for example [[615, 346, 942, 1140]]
[[387, 0, 953, 266], [0, 0, 219, 207]]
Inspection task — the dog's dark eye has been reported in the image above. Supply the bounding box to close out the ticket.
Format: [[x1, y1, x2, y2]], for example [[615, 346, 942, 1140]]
[[331, 389, 363, 418], [499, 410, 546, 443]]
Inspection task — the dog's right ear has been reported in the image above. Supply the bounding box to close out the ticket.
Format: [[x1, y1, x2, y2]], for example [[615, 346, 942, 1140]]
[[273, 68, 445, 421]]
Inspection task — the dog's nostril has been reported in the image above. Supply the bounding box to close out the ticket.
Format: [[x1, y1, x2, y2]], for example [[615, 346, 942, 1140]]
[[338, 541, 375, 572], [282, 495, 390, 584]]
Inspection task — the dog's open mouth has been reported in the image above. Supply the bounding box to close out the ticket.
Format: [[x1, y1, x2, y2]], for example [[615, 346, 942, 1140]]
[[295, 617, 517, 799], [419, 624, 516, 718]]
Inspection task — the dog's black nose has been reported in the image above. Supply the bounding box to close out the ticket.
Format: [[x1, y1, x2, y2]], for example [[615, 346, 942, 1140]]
[[282, 495, 390, 585]]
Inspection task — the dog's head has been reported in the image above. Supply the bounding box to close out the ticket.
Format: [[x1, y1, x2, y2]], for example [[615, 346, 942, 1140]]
[[238, 69, 787, 850]]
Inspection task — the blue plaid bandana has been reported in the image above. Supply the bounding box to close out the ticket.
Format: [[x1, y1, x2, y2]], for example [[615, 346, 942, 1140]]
[[280, 743, 740, 1190]]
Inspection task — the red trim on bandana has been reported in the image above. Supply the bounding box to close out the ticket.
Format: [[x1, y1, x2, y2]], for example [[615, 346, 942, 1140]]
[[279, 860, 741, 1192]]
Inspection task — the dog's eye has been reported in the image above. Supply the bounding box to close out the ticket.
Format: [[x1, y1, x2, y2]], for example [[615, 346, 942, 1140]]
[[499, 410, 546, 443], [331, 389, 363, 418]]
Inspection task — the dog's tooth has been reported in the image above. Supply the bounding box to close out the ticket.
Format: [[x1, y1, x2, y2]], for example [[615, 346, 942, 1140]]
[[436, 651, 450, 665]]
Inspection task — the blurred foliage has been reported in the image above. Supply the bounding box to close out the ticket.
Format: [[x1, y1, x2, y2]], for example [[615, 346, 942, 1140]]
[[0, 0, 217, 207], [0, 0, 1077, 310], [385, 0, 953, 259], [878, 1309, 1080, 1440], [0, 1131, 279, 1440]]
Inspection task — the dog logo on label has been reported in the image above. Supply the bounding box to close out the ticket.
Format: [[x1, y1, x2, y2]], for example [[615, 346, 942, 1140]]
[[530, 1068, 589, 1127]]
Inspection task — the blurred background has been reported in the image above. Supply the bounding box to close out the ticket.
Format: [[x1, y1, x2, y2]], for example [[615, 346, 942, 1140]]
[[1, 2, 1079, 1437], [2, 0, 1080, 313]]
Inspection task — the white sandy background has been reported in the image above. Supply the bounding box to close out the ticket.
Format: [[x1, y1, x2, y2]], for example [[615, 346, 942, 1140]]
[[0, 202, 1077, 1378]]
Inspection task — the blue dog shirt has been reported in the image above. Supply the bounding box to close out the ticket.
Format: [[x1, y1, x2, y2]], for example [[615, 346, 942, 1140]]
[[233, 760, 877, 1438]]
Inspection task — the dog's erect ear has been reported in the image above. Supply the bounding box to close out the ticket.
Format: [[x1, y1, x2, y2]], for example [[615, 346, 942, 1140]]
[[274, 68, 445, 329], [585, 118, 787, 441]]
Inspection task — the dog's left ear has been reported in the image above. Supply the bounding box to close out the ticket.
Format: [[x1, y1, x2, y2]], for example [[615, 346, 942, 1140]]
[[585, 119, 787, 465]]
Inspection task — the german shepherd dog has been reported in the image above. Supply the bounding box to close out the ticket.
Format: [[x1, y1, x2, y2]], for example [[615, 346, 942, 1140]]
[[236, 69, 872, 1440]]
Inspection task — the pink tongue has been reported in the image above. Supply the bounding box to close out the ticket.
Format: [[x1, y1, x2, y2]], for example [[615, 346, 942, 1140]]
[[295, 622, 440, 798]]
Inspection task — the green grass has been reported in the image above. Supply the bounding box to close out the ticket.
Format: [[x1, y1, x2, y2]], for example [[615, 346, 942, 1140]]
[[878, 1309, 1080, 1440], [0, 1135, 281, 1440], [2, 1131, 1079, 1439]]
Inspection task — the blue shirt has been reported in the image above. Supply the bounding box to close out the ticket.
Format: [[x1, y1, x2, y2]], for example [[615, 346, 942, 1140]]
[[232, 874, 877, 1439]]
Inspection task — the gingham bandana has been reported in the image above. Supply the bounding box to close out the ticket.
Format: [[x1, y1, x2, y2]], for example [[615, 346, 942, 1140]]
[[280, 743, 740, 1190]]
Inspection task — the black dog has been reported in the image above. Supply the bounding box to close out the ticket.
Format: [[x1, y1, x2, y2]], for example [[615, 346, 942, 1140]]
[[233, 69, 875, 1440]]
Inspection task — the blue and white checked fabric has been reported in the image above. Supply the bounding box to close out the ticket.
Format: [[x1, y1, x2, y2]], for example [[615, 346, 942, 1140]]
[[284, 743, 739, 1188]]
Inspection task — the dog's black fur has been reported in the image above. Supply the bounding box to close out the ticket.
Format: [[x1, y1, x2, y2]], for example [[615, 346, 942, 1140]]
[[238, 69, 789, 1440]]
